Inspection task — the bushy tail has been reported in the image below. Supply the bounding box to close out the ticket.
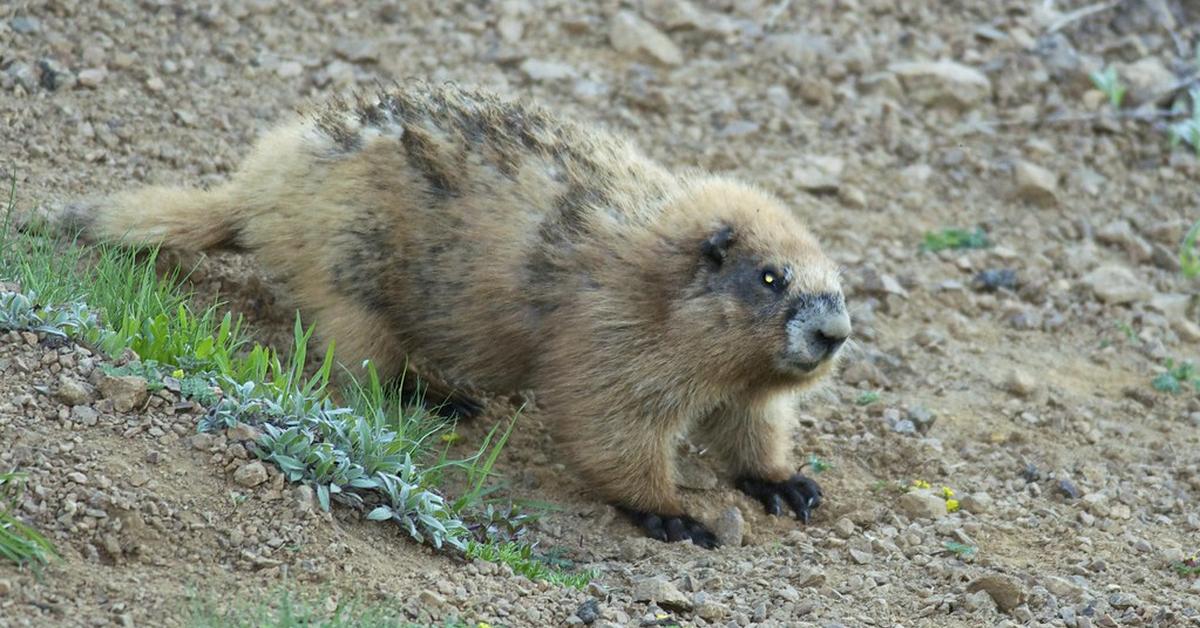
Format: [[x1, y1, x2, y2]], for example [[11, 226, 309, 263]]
[[51, 184, 243, 252]]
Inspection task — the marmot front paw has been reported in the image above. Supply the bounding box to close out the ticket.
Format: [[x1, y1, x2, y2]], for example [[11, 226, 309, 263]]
[[619, 507, 719, 549], [736, 474, 823, 522]]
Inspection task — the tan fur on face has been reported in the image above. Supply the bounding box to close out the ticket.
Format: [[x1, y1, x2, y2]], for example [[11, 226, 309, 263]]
[[54, 83, 848, 518]]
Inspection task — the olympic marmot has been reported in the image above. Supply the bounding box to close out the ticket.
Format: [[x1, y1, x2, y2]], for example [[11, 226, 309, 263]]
[[48, 83, 851, 547]]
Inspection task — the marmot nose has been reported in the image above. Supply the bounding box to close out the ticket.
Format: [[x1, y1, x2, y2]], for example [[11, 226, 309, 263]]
[[811, 310, 851, 360]]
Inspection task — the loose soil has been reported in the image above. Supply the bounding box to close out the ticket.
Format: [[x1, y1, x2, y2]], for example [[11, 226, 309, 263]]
[[2, 1, 1199, 626]]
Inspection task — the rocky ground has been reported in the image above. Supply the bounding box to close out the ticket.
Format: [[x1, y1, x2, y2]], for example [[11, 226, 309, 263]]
[[3, 0, 1200, 626]]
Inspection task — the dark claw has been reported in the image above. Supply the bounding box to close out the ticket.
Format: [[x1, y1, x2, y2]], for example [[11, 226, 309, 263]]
[[618, 507, 719, 549], [736, 473, 823, 522]]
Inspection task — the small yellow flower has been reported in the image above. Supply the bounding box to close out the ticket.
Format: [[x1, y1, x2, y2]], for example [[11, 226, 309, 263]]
[[440, 432, 461, 444], [477, 623, 492, 628], [941, 486, 955, 498], [171, 368, 184, 378], [945, 499, 960, 513], [656, 614, 670, 620], [911, 479, 931, 490]]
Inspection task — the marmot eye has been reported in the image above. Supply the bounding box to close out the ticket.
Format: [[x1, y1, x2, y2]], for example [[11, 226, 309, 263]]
[[761, 269, 784, 291]]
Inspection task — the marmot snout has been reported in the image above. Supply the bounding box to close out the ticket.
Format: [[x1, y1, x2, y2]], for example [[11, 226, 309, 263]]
[[51, 83, 850, 547]]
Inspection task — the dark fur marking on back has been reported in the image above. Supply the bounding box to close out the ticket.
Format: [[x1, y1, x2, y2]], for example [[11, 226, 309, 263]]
[[401, 128, 460, 199], [330, 222, 399, 313]]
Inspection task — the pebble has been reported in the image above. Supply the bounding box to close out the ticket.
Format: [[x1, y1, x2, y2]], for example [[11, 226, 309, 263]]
[[966, 575, 1025, 612], [1003, 369, 1036, 397], [897, 489, 946, 520], [67, 471, 88, 485], [833, 516, 855, 539], [609, 11, 683, 66], [888, 60, 992, 110], [0, 578, 10, 596], [98, 374, 149, 413], [233, 461, 268, 487], [712, 506, 745, 547], [70, 405, 99, 425], [1013, 160, 1058, 206], [55, 377, 94, 406], [519, 59, 579, 82], [1081, 264, 1152, 304], [10, 16, 41, 34], [37, 59, 75, 91], [76, 68, 108, 88], [792, 156, 844, 193], [632, 576, 692, 611], [972, 269, 1017, 292], [1117, 56, 1174, 105], [575, 599, 599, 624]]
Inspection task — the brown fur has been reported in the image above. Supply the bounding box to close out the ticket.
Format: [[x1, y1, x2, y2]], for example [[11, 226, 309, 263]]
[[54, 83, 847, 522]]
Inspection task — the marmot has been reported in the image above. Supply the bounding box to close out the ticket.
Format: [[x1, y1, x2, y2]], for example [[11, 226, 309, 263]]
[[49, 83, 851, 547]]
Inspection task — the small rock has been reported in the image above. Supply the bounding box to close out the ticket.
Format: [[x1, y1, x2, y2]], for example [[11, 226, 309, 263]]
[[0, 578, 10, 596], [1013, 160, 1057, 206], [973, 269, 1018, 292], [792, 155, 844, 193], [1097, 220, 1152, 262], [1081, 264, 1152, 304], [695, 598, 729, 620], [966, 574, 1025, 612], [1108, 592, 1139, 609], [145, 76, 166, 92], [908, 406, 936, 434], [417, 589, 445, 607], [55, 377, 94, 406], [233, 462, 268, 488], [711, 506, 745, 547], [1043, 575, 1085, 601], [10, 16, 41, 34], [609, 11, 683, 66], [1003, 369, 1037, 397], [76, 68, 108, 88], [833, 516, 855, 538], [962, 589, 995, 612], [293, 484, 316, 513], [576, 599, 600, 624], [276, 61, 303, 78], [633, 576, 692, 612], [860, 267, 908, 298], [793, 565, 827, 588], [897, 489, 946, 520], [174, 109, 198, 126], [519, 58, 578, 82], [67, 471, 89, 485], [70, 405, 99, 426], [6, 63, 38, 92], [888, 60, 992, 110], [37, 59, 75, 91], [1057, 479, 1080, 499], [98, 374, 148, 413], [227, 423, 262, 442], [333, 38, 380, 64], [1117, 56, 1175, 105]]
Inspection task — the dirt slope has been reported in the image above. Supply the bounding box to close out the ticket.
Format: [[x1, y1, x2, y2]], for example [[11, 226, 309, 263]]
[[2, 0, 1199, 626]]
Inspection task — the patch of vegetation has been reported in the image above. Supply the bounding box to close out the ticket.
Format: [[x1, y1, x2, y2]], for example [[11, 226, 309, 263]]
[[188, 586, 460, 628], [1152, 359, 1199, 394], [0, 289, 96, 338], [464, 540, 596, 590], [943, 541, 977, 559], [855, 390, 880, 406], [920, 228, 989, 253], [805, 454, 832, 475], [1172, 554, 1200, 578], [0, 471, 58, 567], [1088, 65, 1126, 109], [1181, 219, 1200, 279], [1169, 87, 1200, 157]]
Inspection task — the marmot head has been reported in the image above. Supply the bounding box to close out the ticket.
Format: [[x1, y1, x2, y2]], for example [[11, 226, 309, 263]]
[[663, 178, 851, 387]]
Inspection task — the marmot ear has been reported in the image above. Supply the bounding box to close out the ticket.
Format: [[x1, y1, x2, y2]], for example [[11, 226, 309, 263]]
[[702, 225, 736, 268]]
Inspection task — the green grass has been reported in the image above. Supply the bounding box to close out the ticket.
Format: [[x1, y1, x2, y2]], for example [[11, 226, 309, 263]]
[[1152, 359, 1199, 394], [0, 471, 58, 567], [1181, 219, 1200, 279], [854, 390, 880, 406], [1, 178, 588, 587], [188, 586, 475, 628], [1089, 65, 1126, 109], [464, 540, 595, 590], [920, 228, 989, 253]]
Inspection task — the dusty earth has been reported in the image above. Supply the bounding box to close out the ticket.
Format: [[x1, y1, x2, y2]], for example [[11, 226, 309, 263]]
[[3, 0, 1200, 626]]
